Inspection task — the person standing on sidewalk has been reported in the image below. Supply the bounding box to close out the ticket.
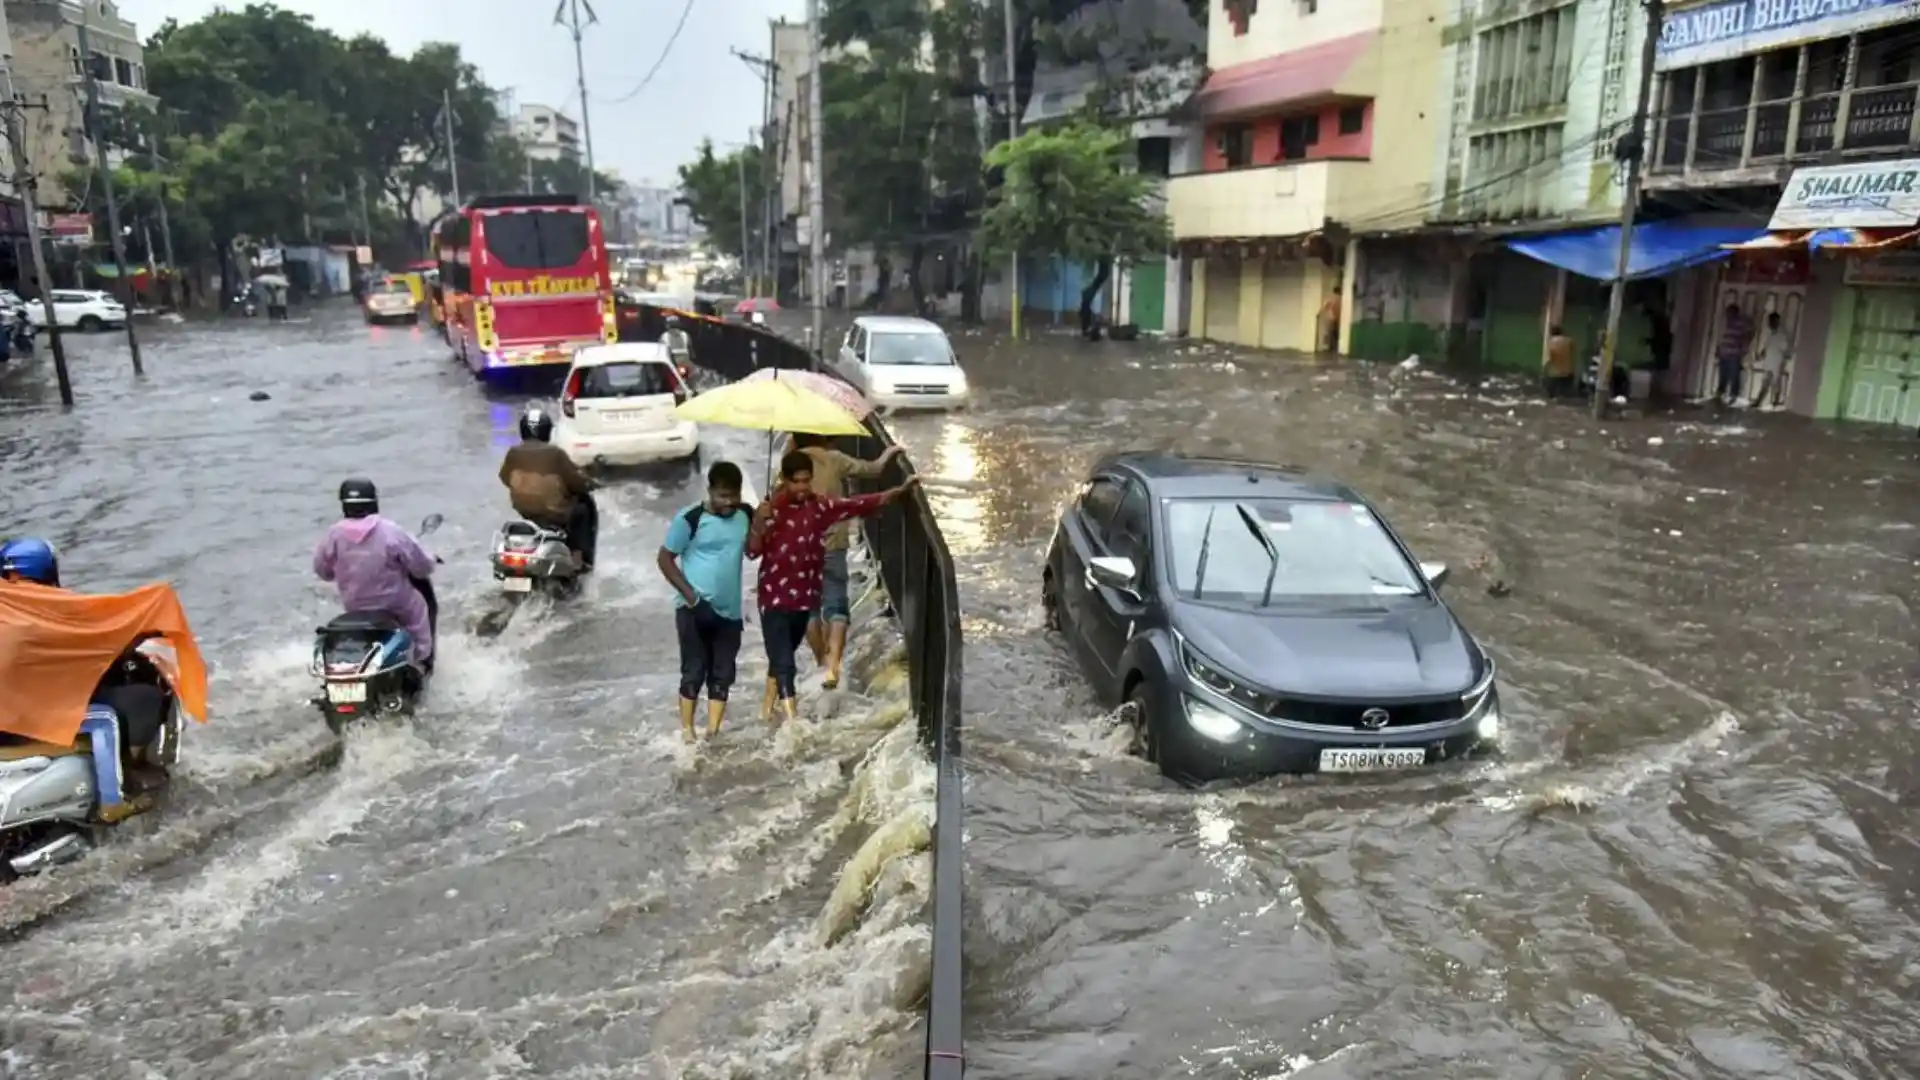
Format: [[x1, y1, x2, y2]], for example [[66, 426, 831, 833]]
[[657, 461, 752, 743], [788, 434, 907, 688], [748, 450, 918, 727], [1713, 304, 1753, 405], [1746, 310, 1791, 409]]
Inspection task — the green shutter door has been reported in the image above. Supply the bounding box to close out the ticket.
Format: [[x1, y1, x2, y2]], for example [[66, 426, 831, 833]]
[[1841, 287, 1920, 426], [1129, 259, 1166, 332]]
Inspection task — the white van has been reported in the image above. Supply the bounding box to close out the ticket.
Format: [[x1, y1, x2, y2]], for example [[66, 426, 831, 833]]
[[553, 343, 699, 467]]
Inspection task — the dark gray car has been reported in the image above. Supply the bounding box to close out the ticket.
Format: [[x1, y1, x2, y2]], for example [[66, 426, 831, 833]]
[[1041, 452, 1503, 783]]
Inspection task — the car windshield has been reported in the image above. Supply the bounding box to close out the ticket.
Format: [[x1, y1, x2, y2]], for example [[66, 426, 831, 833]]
[[375, 280, 411, 295], [578, 361, 673, 399], [1163, 498, 1426, 605], [867, 331, 952, 366]]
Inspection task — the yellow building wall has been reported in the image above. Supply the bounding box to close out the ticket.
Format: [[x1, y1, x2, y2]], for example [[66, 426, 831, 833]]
[[1332, 0, 1448, 231], [1211, 0, 1386, 70]]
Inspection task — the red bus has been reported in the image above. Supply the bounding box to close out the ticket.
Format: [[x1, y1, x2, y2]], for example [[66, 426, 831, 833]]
[[433, 194, 617, 375]]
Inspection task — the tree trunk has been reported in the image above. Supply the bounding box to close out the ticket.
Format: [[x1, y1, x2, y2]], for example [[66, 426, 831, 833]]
[[960, 250, 982, 324], [1079, 255, 1112, 340], [906, 242, 928, 317]]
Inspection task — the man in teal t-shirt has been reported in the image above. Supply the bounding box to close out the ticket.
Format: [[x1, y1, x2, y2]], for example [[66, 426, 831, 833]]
[[657, 460, 754, 741]]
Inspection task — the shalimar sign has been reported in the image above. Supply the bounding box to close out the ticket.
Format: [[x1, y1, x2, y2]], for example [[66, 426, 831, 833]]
[[1768, 159, 1920, 230], [1657, 0, 1920, 70], [486, 274, 598, 298]]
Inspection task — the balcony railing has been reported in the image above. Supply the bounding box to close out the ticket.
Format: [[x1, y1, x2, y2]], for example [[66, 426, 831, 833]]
[[1652, 32, 1920, 177], [1169, 160, 1374, 239]]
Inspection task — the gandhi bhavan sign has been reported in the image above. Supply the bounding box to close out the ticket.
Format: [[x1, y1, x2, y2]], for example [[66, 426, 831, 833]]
[[1658, 0, 1920, 70], [1768, 159, 1920, 230]]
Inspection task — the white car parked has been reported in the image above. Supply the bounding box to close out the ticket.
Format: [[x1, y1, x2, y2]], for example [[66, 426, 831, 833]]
[[834, 315, 969, 411], [27, 289, 127, 332], [554, 342, 700, 467]]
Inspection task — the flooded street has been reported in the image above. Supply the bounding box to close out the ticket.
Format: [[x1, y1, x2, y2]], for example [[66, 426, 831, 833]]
[[879, 330, 1920, 1079], [0, 308, 932, 1079]]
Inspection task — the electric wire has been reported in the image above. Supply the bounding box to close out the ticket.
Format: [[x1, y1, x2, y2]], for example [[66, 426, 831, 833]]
[[597, 0, 698, 105]]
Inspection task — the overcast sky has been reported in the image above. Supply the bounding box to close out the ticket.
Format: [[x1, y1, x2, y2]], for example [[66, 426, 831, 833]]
[[114, 0, 804, 190]]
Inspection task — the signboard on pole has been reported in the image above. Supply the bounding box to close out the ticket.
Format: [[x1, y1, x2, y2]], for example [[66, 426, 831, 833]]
[[44, 212, 93, 243]]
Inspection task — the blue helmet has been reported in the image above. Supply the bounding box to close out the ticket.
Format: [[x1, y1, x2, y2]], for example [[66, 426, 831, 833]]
[[0, 537, 59, 586]]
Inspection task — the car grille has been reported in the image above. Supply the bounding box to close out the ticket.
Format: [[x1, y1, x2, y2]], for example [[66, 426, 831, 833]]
[[894, 384, 949, 395], [1264, 695, 1467, 730]]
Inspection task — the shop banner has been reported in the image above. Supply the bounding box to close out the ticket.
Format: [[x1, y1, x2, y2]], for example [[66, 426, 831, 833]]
[[1844, 249, 1920, 286], [1769, 160, 1920, 230], [1657, 0, 1920, 70]]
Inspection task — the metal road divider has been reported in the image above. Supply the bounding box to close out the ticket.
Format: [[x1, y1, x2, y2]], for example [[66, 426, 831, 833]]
[[628, 305, 967, 1078]]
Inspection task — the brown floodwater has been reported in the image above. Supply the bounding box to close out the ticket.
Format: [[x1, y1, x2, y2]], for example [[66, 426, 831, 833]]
[[881, 328, 1920, 1080]]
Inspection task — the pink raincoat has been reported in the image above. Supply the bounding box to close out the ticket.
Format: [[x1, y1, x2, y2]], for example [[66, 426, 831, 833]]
[[312, 516, 436, 661]]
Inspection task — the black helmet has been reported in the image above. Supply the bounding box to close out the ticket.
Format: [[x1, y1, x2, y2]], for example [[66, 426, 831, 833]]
[[664, 314, 681, 328], [339, 477, 378, 518], [520, 405, 554, 442]]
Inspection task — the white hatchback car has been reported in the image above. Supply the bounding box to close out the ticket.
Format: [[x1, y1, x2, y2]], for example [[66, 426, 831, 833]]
[[554, 343, 699, 467], [27, 289, 127, 332], [834, 315, 969, 411]]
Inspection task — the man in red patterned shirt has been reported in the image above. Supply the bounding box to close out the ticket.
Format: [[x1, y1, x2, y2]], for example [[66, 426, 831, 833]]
[[748, 449, 918, 725]]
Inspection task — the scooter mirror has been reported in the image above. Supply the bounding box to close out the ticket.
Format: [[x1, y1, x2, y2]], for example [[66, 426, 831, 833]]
[[420, 513, 444, 535]]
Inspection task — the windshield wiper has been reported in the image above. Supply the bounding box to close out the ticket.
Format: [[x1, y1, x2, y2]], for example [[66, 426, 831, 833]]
[[1234, 502, 1283, 607], [1191, 505, 1218, 599]]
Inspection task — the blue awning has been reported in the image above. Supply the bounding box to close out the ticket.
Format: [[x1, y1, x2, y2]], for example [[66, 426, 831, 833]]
[[1505, 221, 1768, 282]]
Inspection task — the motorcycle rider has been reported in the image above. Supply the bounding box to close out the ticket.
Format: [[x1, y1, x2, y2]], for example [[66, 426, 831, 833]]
[[1, 536, 169, 792], [312, 478, 439, 672], [499, 405, 600, 572], [660, 314, 692, 368]]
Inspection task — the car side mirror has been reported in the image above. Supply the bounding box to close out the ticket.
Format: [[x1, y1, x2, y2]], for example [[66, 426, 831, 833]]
[[1420, 561, 1450, 589], [1088, 555, 1139, 594]]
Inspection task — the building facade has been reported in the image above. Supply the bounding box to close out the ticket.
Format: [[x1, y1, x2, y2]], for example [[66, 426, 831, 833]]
[[1172, 0, 1448, 351], [515, 103, 581, 164], [6, 0, 155, 208], [1646, 0, 1920, 426]]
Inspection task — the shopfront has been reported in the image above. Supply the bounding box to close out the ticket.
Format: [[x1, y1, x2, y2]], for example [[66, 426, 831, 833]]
[[1771, 159, 1920, 428]]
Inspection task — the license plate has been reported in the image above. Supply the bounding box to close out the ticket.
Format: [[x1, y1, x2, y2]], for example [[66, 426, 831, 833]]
[[503, 576, 534, 592], [326, 682, 367, 704], [1320, 747, 1426, 773]]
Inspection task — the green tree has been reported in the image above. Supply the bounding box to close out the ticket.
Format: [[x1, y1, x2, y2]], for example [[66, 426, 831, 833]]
[[980, 122, 1169, 328], [675, 140, 766, 259]]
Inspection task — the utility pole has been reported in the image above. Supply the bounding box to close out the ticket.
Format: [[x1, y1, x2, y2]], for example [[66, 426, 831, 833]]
[[1595, 0, 1664, 421], [734, 45, 777, 299], [736, 150, 752, 295], [154, 180, 177, 310], [1003, 0, 1021, 340], [524, 153, 535, 194], [555, 0, 599, 201], [806, 0, 826, 355], [77, 15, 141, 374], [357, 173, 373, 245], [442, 87, 462, 206], [3, 94, 73, 405]]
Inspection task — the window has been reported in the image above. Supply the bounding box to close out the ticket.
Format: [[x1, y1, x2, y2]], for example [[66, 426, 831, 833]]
[[479, 210, 590, 270], [69, 48, 81, 76], [1136, 136, 1172, 177], [1110, 482, 1152, 562], [867, 331, 954, 366], [114, 58, 132, 87], [1080, 478, 1126, 538], [1163, 499, 1426, 604], [1278, 114, 1319, 160], [1224, 0, 1257, 37], [1218, 122, 1254, 168], [1338, 105, 1366, 135], [436, 215, 472, 292], [577, 361, 673, 399], [86, 52, 110, 82]]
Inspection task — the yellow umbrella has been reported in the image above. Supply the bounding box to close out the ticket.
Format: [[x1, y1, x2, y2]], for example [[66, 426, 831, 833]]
[[674, 373, 869, 436]]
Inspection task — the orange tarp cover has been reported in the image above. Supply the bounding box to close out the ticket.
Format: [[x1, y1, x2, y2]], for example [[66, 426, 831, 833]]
[[0, 582, 209, 745]]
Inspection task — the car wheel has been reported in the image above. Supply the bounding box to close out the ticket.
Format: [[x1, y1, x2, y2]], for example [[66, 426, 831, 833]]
[[1041, 568, 1062, 632], [77, 315, 103, 332], [1120, 682, 1158, 764]]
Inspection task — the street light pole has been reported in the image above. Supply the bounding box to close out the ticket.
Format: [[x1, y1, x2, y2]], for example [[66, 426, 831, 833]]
[[806, 0, 826, 356], [77, 15, 142, 375], [1595, 0, 1665, 421], [737, 149, 752, 295], [557, 0, 600, 201], [1003, 0, 1021, 340]]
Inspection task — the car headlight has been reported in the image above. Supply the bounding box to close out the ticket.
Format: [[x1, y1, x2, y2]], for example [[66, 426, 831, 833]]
[[1184, 697, 1245, 742], [1462, 663, 1500, 741], [1179, 638, 1272, 714]]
